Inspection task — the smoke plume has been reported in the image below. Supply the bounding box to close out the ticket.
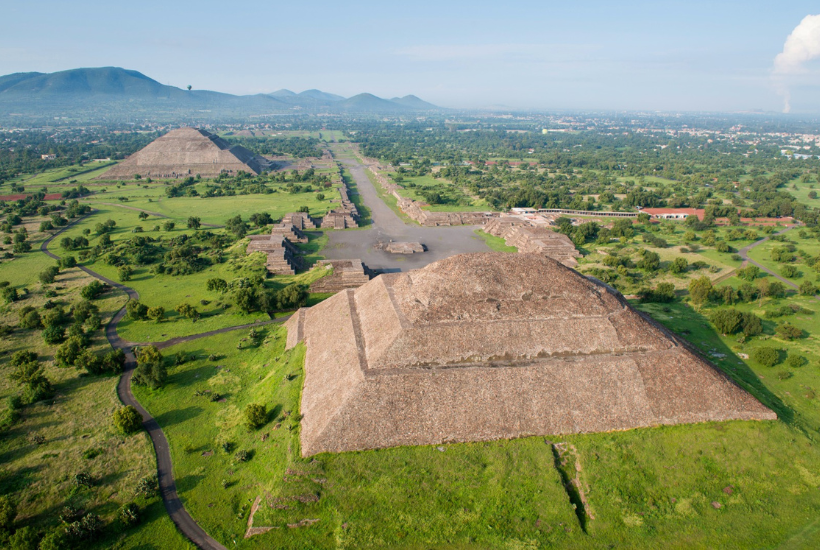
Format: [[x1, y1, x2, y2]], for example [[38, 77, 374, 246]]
[[773, 14, 820, 113]]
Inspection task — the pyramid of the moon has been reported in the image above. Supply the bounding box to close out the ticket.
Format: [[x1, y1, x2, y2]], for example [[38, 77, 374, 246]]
[[97, 127, 266, 180], [285, 253, 776, 456]]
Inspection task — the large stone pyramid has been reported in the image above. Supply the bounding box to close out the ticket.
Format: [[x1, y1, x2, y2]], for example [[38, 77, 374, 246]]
[[286, 253, 775, 456], [98, 127, 266, 180]]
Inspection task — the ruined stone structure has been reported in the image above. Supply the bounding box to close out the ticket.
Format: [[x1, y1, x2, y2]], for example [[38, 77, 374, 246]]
[[270, 224, 308, 244], [381, 242, 425, 254], [309, 259, 374, 294], [246, 234, 300, 275], [281, 212, 317, 230], [286, 253, 775, 456], [98, 127, 268, 180], [484, 216, 582, 268], [321, 166, 359, 229]]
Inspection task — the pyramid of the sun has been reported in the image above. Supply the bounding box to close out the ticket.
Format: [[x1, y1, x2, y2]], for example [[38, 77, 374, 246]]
[[98, 127, 265, 180], [286, 253, 775, 456]]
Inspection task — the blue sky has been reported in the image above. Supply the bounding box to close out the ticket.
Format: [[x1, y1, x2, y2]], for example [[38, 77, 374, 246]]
[[2, 0, 820, 112]]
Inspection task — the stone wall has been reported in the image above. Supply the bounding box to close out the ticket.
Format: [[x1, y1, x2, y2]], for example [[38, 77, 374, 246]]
[[484, 217, 581, 268]]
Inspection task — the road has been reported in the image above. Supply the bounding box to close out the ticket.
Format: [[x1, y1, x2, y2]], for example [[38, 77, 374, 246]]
[[735, 225, 818, 299], [40, 214, 285, 550], [323, 156, 493, 272]]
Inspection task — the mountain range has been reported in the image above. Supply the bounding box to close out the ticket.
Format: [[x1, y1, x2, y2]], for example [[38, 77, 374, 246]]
[[0, 67, 440, 121]]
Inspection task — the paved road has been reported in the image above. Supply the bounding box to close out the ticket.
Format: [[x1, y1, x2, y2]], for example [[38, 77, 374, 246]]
[[735, 225, 819, 300], [40, 214, 253, 550], [323, 155, 493, 272]]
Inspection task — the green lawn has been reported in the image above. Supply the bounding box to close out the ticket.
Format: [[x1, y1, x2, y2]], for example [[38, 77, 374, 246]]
[[474, 229, 518, 252]]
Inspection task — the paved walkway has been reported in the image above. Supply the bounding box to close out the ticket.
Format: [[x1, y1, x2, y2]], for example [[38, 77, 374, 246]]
[[323, 152, 493, 272], [39, 213, 293, 550], [735, 226, 819, 300]]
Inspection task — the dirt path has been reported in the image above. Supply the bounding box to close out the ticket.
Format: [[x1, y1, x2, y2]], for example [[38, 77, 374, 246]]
[[40, 212, 297, 550]]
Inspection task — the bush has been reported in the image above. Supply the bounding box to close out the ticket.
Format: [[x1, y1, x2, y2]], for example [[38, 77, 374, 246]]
[[688, 276, 713, 306], [126, 300, 149, 320], [776, 322, 803, 340], [244, 403, 267, 430], [39, 265, 60, 284], [1, 286, 18, 303], [55, 336, 86, 367], [752, 347, 780, 367], [781, 265, 799, 278], [119, 502, 141, 527], [113, 405, 143, 435], [234, 449, 251, 462], [737, 265, 760, 281], [19, 310, 43, 330], [134, 474, 159, 498], [8, 525, 38, 549], [65, 513, 103, 541], [43, 324, 65, 345], [80, 280, 105, 300], [0, 495, 16, 532], [147, 306, 165, 323], [118, 265, 133, 282], [132, 346, 166, 389], [800, 280, 817, 296], [787, 354, 807, 368]]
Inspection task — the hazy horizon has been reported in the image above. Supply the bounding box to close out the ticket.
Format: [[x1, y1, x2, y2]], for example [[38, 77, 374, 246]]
[[3, 1, 820, 113]]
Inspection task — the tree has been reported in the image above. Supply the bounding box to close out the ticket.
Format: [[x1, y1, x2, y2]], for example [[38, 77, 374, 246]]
[[688, 276, 713, 306], [249, 213, 273, 228], [2, 287, 18, 304], [226, 215, 248, 238], [776, 322, 802, 340], [19, 310, 43, 330], [711, 309, 742, 334], [0, 495, 16, 533], [138, 211, 149, 221], [133, 346, 166, 389], [637, 250, 660, 271], [244, 403, 267, 430], [147, 306, 165, 323], [118, 265, 133, 282], [669, 257, 688, 274], [163, 221, 175, 231], [61, 255, 77, 268], [752, 347, 779, 367], [206, 278, 228, 293], [8, 526, 39, 549], [81, 280, 105, 300], [43, 324, 65, 345], [113, 405, 143, 435], [187, 216, 201, 230], [126, 300, 149, 320], [175, 303, 200, 322], [737, 265, 760, 281], [55, 336, 86, 367], [800, 280, 817, 296], [638, 282, 676, 303]]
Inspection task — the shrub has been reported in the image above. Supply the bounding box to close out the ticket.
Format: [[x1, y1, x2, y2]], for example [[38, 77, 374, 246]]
[[752, 347, 780, 367], [781, 265, 799, 278], [737, 265, 760, 281], [72, 472, 93, 488], [134, 474, 159, 498], [147, 306, 165, 323], [711, 309, 742, 334], [244, 403, 267, 430], [800, 280, 817, 296], [55, 336, 86, 367], [80, 280, 105, 300], [669, 257, 688, 274], [688, 276, 713, 306], [1, 286, 18, 303], [0, 495, 16, 532], [8, 525, 38, 549], [776, 322, 803, 340], [39, 265, 60, 284], [118, 265, 133, 282], [61, 255, 77, 268], [19, 310, 43, 330], [65, 513, 103, 541], [119, 502, 140, 527], [235, 449, 251, 462], [787, 355, 807, 368], [132, 346, 166, 389], [126, 300, 149, 320], [42, 324, 65, 345], [113, 405, 143, 435]]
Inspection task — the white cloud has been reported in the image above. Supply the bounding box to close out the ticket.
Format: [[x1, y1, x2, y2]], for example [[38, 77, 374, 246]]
[[774, 14, 820, 75]]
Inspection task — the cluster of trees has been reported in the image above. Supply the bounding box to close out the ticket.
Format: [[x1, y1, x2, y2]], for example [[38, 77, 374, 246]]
[[206, 277, 309, 315]]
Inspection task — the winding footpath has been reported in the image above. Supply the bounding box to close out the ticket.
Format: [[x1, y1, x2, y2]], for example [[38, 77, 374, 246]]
[[735, 225, 820, 301], [40, 212, 288, 549]]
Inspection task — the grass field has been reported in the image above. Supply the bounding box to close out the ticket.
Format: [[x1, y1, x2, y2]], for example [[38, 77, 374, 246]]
[[474, 229, 518, 252], [124, 291, 820, 548]]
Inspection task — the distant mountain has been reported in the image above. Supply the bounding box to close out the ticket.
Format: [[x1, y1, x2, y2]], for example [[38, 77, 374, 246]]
[[0, 67, 440, 121], [390, 95, 438, 110], [299, 89, 345, 102], [339, 93, 413, 113]]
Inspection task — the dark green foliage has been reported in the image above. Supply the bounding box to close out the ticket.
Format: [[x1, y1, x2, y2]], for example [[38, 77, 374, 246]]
[[119, 502, 140, 527], [2, 286, 18, 303], [776, 322, 803, 340], [752, 347, 780, 367], [244, 403, 267, 430], [134, 474, 159, 498], [126, 300, 149, 320], [113, 405, 143, 435], [64, 513, 103, 541], [800, 280, 817, 295], [42, 324, 65, 345], [39, 265, 60, 284], [781, 265, 798, 278], [737, 265, 760, 281], [787, 354, 807, 368], [132, 345, 166, 389], [636, 249, 660, 271], [688, 276, 713, 306], [80, 280, 104, 300], [19, 309, 43, 330], [639, 282, 675, 303], [206, 278, 228, 293]]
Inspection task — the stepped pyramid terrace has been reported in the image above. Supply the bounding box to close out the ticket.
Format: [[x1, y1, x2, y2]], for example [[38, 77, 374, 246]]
[[286, 253, 776, 456], [98, 127, 269, 180]]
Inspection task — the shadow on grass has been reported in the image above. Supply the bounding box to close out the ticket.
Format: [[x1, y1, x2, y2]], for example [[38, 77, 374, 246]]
[[175, 473, 205, 495], [153, 406, 203, 428], [637, 302, 795, 427]]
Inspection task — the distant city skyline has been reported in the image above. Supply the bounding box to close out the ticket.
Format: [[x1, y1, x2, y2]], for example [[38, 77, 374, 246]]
[[2, 1, 820, 113]]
